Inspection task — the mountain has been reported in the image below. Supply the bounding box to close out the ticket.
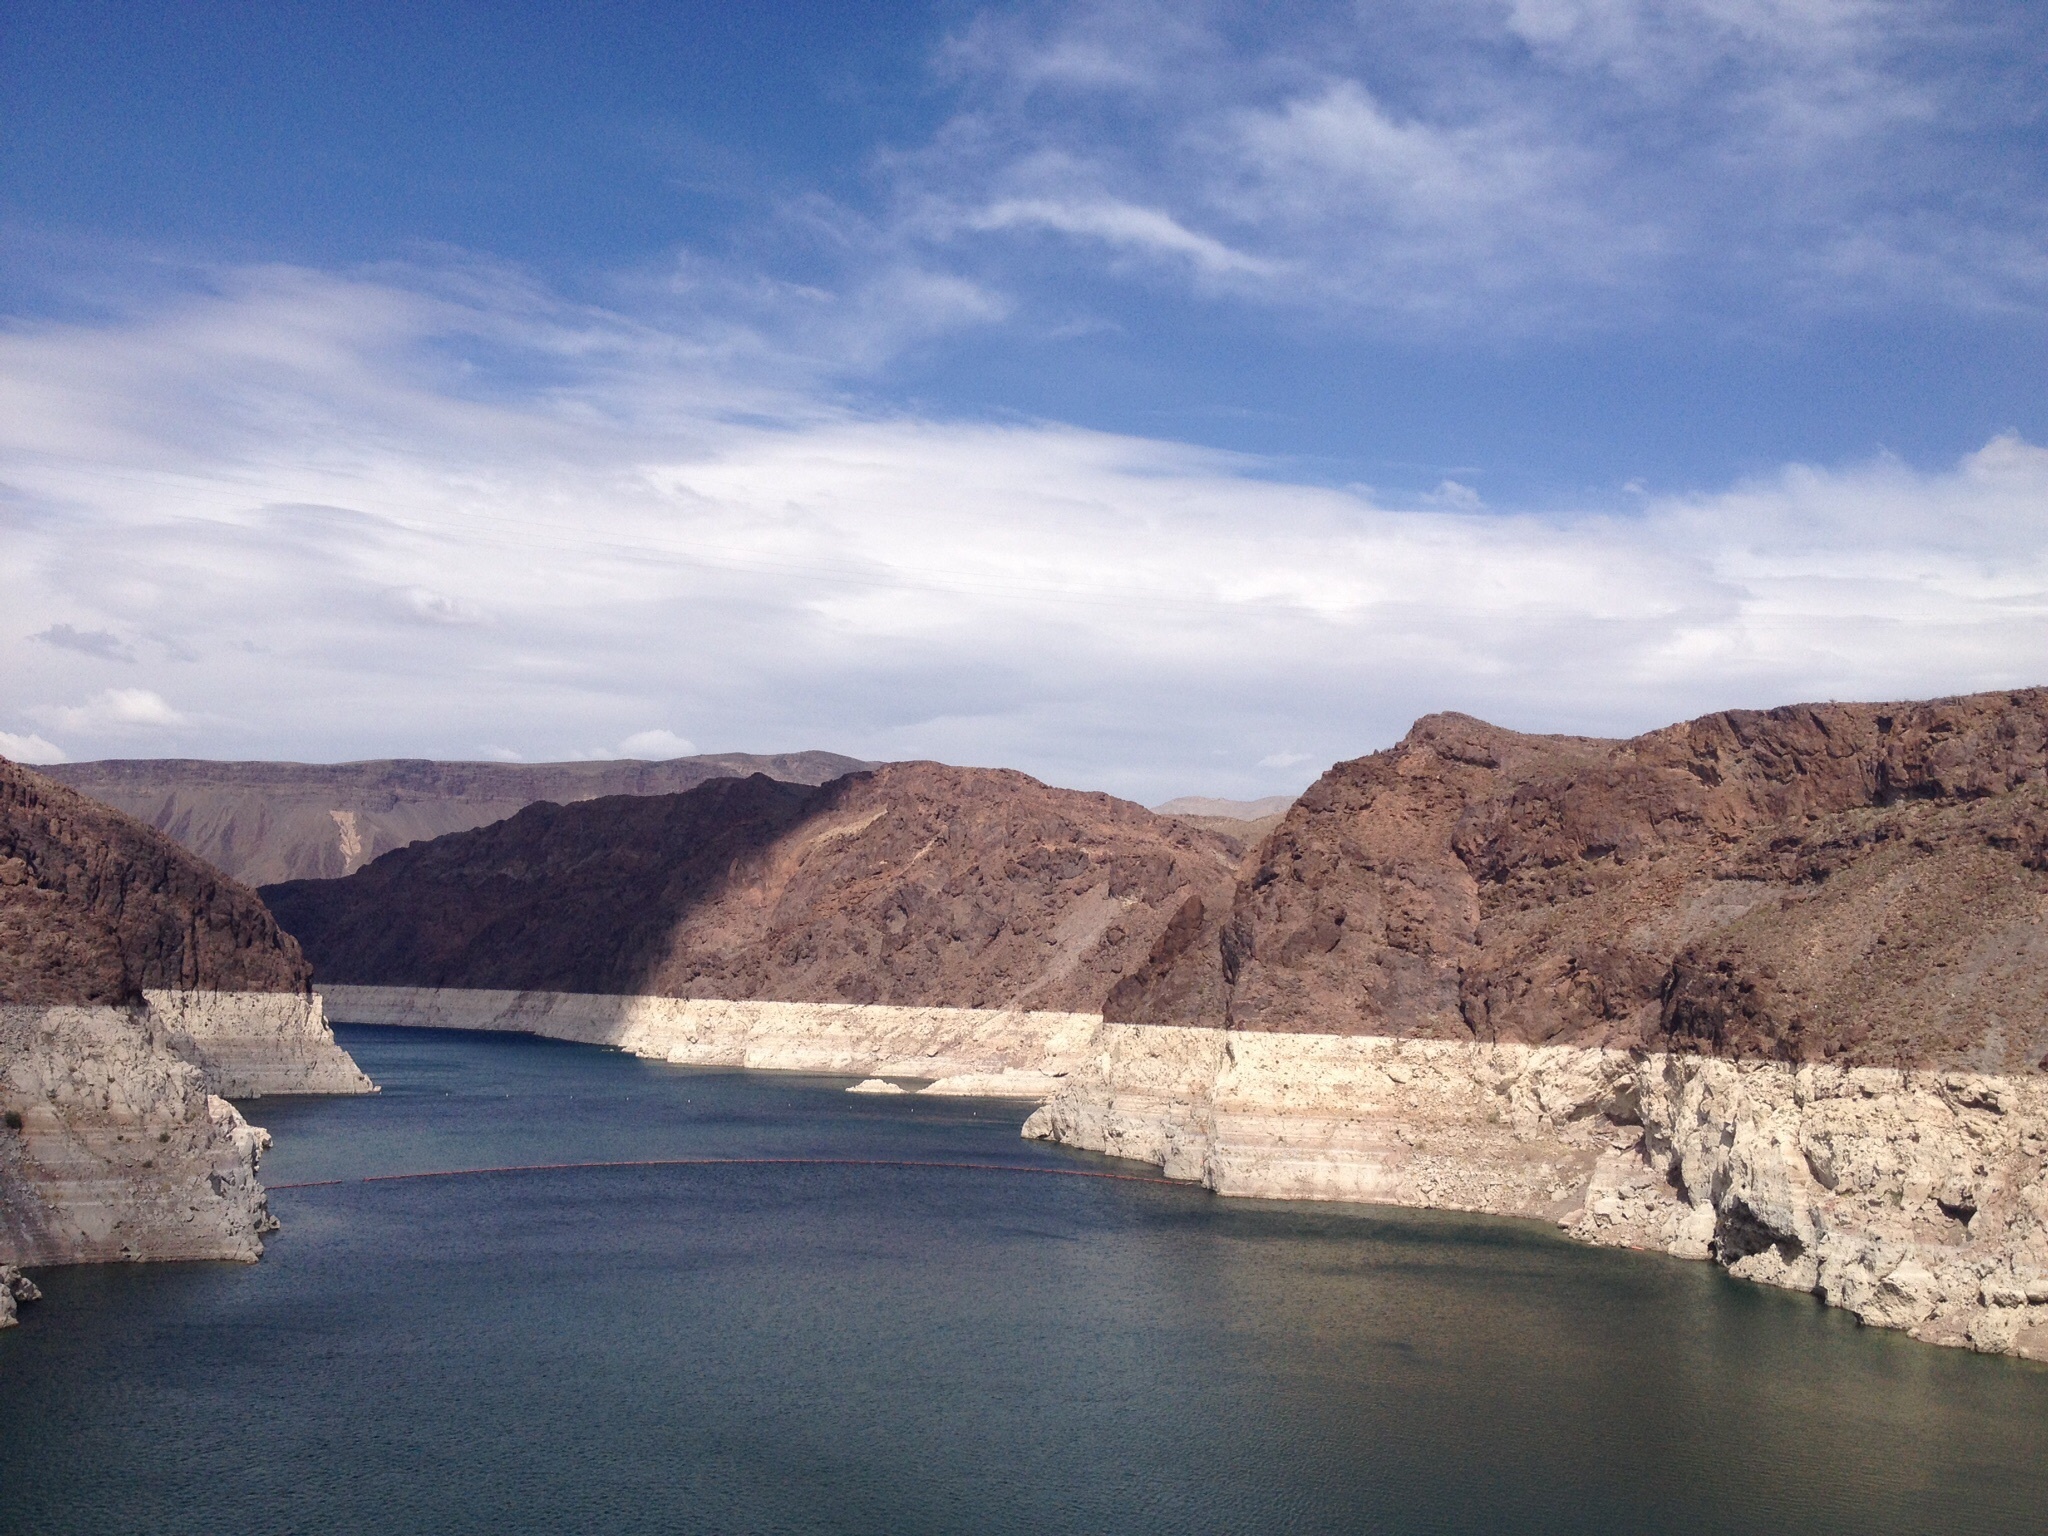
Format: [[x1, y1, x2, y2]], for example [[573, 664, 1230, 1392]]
[[1152, 795, 1297, 820], [263, 763, 1242, 1014], [1, 759, 311, 1005], [40, 751, 871, 886], [1109, 690, 2048, 1073]]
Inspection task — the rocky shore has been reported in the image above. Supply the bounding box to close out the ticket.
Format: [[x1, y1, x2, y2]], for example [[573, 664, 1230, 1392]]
[[1023, 1026, 2048, 1359], [330, 983, 2048, 1359], [1, 758, 372, 1282]]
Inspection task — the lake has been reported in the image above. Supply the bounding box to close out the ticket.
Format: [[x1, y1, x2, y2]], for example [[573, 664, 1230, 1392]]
[[4, 1023, 2047, 1535]]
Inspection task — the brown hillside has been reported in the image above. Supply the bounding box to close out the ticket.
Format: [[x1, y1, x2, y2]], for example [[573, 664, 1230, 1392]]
[[1108, 689, 2048, 1072], [264, 764, 1241, 1013], [42, 751, 870, 885], [0, 758, 311, 1006]]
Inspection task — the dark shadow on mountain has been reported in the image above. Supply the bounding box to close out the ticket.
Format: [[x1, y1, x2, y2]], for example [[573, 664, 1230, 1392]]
[[261, 773, 836, 995]]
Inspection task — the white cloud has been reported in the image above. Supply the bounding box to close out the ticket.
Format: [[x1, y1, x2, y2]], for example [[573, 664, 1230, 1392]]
[[384, 586, 485, 626], [46, 689, 191, 734], [619, 729, 699, 759], [0, 730, 66, 765], [3, 260, 2047, 799]]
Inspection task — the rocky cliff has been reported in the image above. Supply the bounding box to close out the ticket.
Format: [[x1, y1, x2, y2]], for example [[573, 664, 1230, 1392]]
[[42, 750, 871, 885], [283, 690, 2048, 1358], [1, 757, 370, 1273], [266, 764, 1243, 1013], [1110, 689, 2048, 1074]]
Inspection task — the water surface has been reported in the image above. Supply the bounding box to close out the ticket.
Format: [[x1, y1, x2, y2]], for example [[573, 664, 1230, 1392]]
[[4, 1024, 2046, 1534]]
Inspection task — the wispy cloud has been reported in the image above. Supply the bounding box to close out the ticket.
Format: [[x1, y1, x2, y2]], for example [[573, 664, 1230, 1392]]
[[33, 623, 137, 662], [891, 0, 2048, 329], [3, 258, 2046, 798], [966, 197, 1278, 277]]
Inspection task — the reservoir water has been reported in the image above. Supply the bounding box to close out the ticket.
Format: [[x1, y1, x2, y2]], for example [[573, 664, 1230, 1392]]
[[5, 1023, 2048, 1534]]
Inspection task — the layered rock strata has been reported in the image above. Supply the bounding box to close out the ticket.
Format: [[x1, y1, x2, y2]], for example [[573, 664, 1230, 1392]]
[[143, 990, 371, 1098], [322, 985, 1101, 1099], [1, 1002, 274, 1266], [329, 985, 2048, 1358], [1023, 1027, 2048, 1359]]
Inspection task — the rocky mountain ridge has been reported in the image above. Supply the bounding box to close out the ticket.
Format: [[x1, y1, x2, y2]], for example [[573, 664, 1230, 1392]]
[[2, 759, 312, 1005], [1109, 690, 2048, 1074], [265, 763, 1245, 1014], [42, 750, 870, 885]]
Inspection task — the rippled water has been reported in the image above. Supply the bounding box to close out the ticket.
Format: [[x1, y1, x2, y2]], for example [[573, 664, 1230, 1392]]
[[5, 1024, 2048, 1535]]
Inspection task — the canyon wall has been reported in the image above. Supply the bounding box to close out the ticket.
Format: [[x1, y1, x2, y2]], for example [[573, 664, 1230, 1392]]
[[0, 1002, 274, 1268], [1111, 690, 2048, 1073], [322, 984, 1101, 1099], [328, 983, 2048, 1359], [290, 690, 2048, 1357], [1, 757, 372, 1276], [143, 990, 372, 1098]]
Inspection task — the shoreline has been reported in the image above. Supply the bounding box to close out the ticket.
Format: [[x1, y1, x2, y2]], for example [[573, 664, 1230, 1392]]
[[325, 983, 2048, 1359]]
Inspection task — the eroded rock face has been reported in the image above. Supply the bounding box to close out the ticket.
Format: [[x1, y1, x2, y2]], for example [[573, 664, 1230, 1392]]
[[0, 1264, 41, 1327], [0, 757, 368, 1273], [1110, 690, 2048, 1072], [42, 751, 872, 885], [0, 1002, 274, 1267], [267, 765, 1244, 1014], [1021, 1030, 2048, 1358], [1, 758, 313, 1006]]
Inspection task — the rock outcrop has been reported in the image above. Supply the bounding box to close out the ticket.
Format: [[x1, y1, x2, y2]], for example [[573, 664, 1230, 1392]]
[[1020, 1028, 2048, 1358], [1, 1002, 275, 1266], [1, 757, 370, 1275], [0, 1264, 40, 1328], [266, 764, 1244, 1013], [42, 751, 871, 885], [1111, 689, 2048, 1073]]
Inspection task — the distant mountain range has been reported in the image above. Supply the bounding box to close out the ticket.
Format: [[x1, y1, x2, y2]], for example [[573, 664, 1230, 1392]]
[[39, 752, 870, 885], [1152, 795, 1296, 820]]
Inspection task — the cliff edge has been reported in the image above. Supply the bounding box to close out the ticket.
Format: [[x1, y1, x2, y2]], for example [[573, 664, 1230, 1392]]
[[1, 757, 370, 1276]]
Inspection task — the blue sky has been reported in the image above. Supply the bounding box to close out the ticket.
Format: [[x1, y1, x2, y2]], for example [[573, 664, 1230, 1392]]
[[3, 1, 2047, 799]]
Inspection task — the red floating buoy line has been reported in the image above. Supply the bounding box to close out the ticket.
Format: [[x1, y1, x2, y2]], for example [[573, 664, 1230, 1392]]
[[269, 1156, 1184, 1192]]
